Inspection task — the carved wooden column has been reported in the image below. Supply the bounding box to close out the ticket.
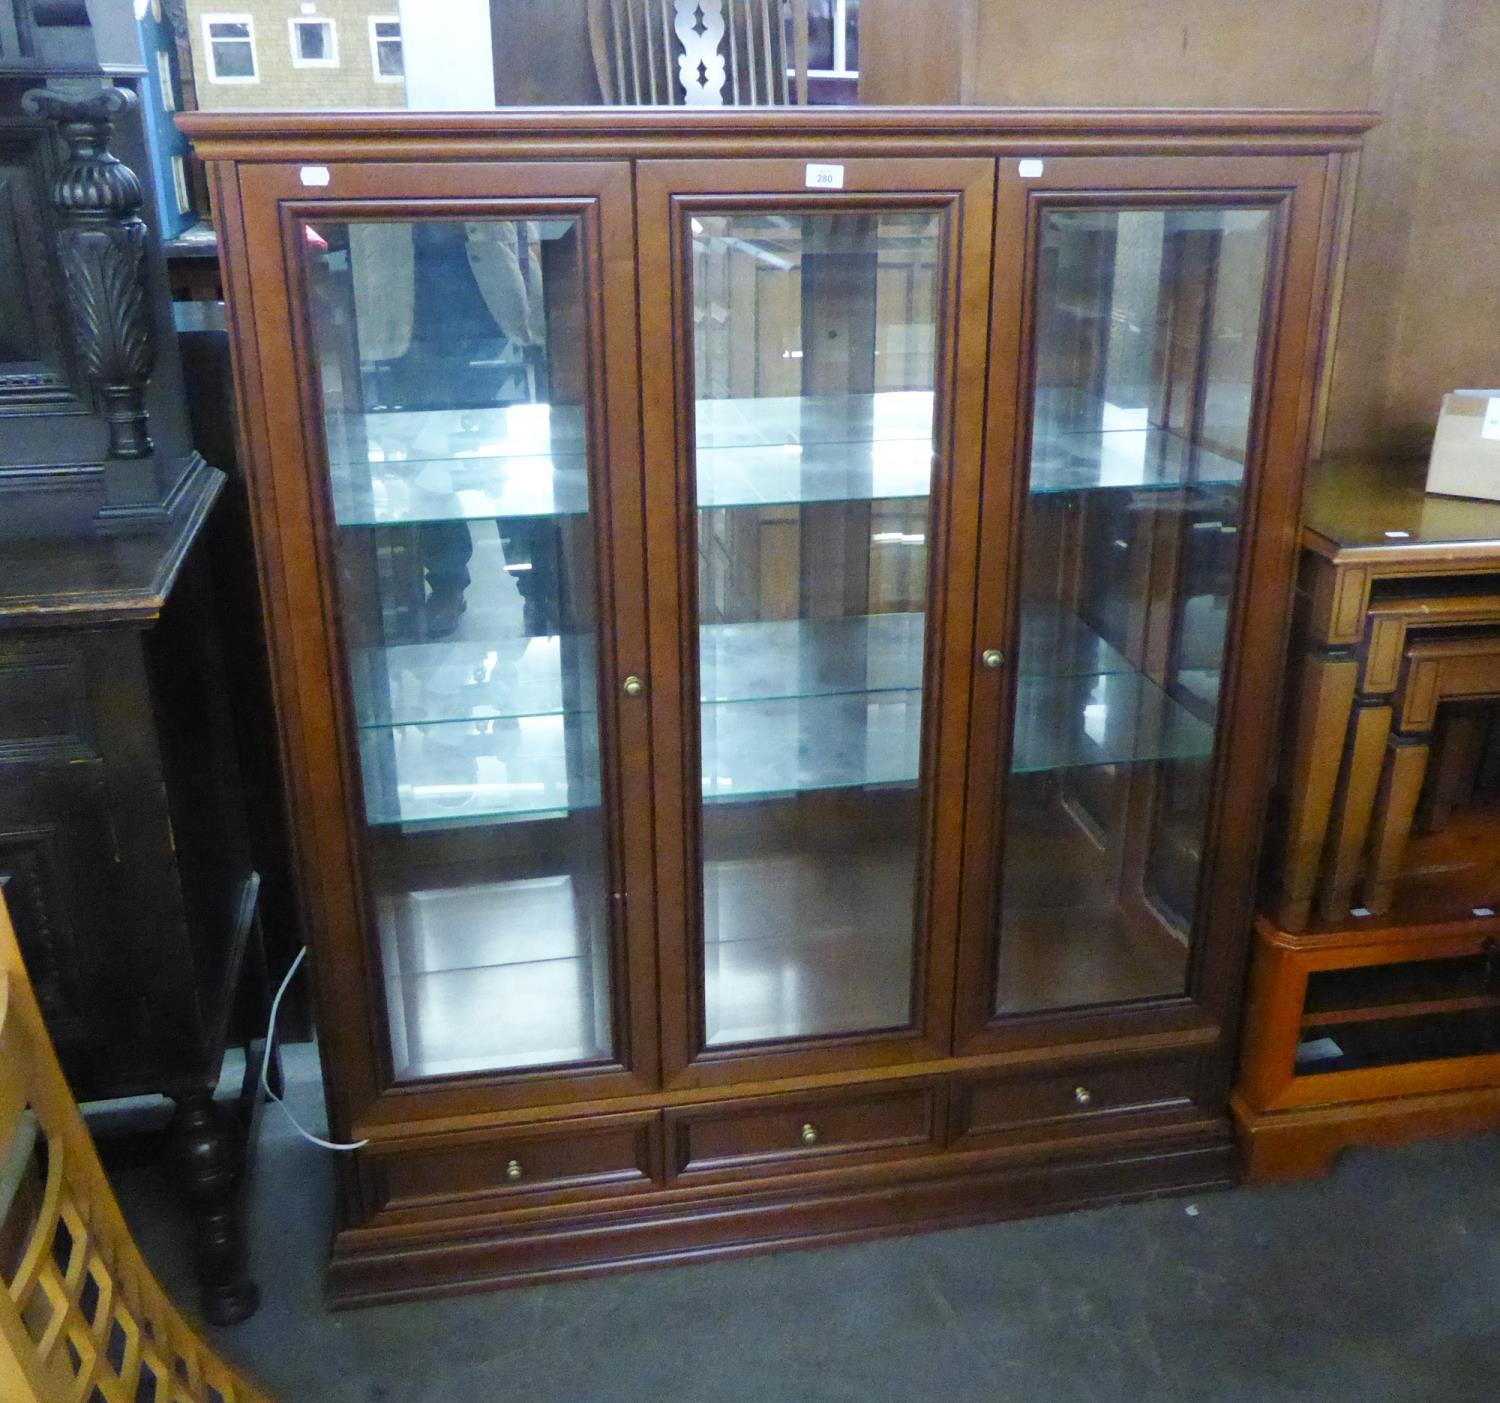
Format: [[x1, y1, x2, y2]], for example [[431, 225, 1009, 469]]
[[22, 85, 157, 460]]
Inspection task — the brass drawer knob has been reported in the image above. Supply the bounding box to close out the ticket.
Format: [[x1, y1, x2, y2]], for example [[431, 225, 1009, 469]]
[[799, 1122, 819, 1145], [505, 1159, 524, 1182], [1073, 1086, 1092, 1106], [622, 674, 645, 697]]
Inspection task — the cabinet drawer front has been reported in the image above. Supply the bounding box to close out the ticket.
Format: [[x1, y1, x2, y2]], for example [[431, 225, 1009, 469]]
[[954, 1056, 1199, 1145], [372, 1113, 660, 1215], [668, 1083, 942, 1182]]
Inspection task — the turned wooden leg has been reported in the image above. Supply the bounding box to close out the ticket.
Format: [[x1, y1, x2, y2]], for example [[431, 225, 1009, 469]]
[[1275, 651, 1358, 930], [1317, 700, 1391, 921], [1363, 738, 1431, 915], [169, 1088, 259, 1326]]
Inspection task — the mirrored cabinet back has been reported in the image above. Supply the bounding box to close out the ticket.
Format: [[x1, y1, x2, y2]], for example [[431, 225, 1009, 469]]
[[179, 107, 1372, 1304]]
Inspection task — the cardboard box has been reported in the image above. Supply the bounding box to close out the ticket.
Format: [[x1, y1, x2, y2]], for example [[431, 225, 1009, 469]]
[[1426, 390, 1500, 502]]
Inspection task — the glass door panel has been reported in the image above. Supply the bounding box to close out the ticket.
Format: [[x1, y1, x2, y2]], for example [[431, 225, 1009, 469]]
[[995, 204, 1274, 1016], [689, 209, 941, 1047], [301, 215, 616, 1081]]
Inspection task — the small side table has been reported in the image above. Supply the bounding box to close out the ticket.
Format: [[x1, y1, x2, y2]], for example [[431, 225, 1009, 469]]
[[1234, 913, 1500, 1182]]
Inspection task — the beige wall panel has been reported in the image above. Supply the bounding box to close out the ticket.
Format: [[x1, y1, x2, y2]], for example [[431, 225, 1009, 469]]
[[966, 0, 1384, 108], [1319, 0, 1445, 454], [1367, 0, 1500, 452], [858, 0, 977, 105]]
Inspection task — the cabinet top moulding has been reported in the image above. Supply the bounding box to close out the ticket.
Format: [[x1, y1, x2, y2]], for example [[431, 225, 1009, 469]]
[[176, 106, 1377, 163]]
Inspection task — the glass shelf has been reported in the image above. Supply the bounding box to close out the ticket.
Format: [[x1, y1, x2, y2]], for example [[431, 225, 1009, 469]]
[[696, 391, 936, 508], [356, 648, 1211, 829], [1029, 427, 1244, 495], [695, 390, 935, 451], [700, 614, 925, 704], [699, 667, 1213, 803], [326, 389, 1247, 529], [351, 605, 1132, 735], [1016, 604, 1132, 679], [1010, 671, 1214, 775], [359, 712, 597, 828], [700, 691, 923, 803], [1029, 389, 1245, 495], [327, 402, 593, 527], [351, 634, 595, 729]]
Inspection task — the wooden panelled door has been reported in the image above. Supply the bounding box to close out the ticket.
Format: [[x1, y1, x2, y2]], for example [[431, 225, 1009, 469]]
[[230, 160, 660, 1133], [635, 156, 997, 1088], [955, 153, 1338, 1065]]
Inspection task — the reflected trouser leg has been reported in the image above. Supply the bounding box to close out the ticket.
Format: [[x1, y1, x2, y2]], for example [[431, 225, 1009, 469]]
[[418, 521, 474, 638], [501, 518, 564, 637]]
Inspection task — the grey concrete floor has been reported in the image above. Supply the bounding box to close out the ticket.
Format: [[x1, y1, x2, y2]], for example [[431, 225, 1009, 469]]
[[109, 1045, 1500, 1403]]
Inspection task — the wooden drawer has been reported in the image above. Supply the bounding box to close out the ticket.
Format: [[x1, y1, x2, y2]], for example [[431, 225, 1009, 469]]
[[952, 1055, 1200, 1147], [367, 1111, 661, 1218], [666, 1082, 943, 1183]]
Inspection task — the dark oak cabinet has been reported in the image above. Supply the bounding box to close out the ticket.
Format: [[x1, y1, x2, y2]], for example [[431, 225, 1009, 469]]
[[181, 108, 1369, 1303]]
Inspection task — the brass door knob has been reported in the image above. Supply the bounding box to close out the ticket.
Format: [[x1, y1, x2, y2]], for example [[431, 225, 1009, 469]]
[[505, 1159, 524, 1182], [981, 649, 1004, 670], [799, 1122, 819, 1145], [622, 675, 645, 697], [1073, 1086, 1092, 1106]]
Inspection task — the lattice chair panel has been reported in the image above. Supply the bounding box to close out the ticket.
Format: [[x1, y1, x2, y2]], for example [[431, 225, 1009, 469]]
[[588, 0, 810, 106], [0, 894, 276, 1403]]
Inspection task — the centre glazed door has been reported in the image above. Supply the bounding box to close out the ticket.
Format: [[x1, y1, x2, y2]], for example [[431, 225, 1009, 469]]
[[636, 155, 997, 1087]]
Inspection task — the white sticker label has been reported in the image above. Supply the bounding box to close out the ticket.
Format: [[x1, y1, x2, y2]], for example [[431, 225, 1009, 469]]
[[1018, 158, 1045, 178], [805, 163, 845, 190], [1482, 396, 1500, 441], [299, 165, 331, 187]]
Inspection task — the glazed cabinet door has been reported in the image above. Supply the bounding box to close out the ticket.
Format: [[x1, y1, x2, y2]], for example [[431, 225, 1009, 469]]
[[956, 154, 1337, 1055], [636, 157, 995, 1085], [227, 162, 657, 1126]]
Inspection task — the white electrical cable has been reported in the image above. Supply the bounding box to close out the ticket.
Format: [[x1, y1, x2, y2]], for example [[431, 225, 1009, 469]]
[[260, 946, 368, 1152]]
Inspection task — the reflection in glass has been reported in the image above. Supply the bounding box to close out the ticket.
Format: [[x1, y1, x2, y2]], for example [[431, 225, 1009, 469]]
[[303, 216, 615, 1080], [995, 205, 1274, 1015], [690, 209, 941, 1046]]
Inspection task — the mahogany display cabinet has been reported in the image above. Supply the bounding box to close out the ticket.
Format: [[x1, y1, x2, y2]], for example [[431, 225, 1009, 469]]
[[180, 107, 1370, 1304]]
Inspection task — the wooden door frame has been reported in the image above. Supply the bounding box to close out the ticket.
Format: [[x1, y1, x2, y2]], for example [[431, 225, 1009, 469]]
[[635, 154, 996, 1090], [954, 152, 1347, 1070], [215, 158, 661, 1144]]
